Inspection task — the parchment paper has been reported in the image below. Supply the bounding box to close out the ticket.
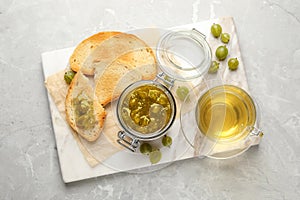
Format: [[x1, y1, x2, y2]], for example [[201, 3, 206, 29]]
[[45, 70, 121, 167]]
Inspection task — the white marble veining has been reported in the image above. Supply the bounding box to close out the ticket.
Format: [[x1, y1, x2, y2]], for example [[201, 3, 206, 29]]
[[0, 0, 300, 199]]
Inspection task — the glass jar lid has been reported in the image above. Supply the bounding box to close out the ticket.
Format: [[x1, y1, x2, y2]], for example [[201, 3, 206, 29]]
[[156, 28, 212, 81]]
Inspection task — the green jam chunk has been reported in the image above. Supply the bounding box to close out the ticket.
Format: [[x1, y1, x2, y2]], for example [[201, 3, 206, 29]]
[[73, 93, 95, 130], [121, 85, 172, 134]]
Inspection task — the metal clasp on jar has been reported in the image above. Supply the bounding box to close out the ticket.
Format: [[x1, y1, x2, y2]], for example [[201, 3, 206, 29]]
[[155, 72, 175, 90], [192, 28, 206, 39], [117, 131, 140, 152]]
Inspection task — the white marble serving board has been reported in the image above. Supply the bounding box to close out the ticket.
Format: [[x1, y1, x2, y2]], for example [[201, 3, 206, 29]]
[[42, 17, 259, 183]]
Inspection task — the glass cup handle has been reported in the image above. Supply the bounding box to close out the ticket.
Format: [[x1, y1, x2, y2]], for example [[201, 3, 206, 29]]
[[117, 131, 140, 152], [249, 127, 264, 137]]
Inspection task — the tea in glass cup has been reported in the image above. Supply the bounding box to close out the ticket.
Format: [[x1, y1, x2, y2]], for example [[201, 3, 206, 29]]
[[196, 85, 257, 143], [180, 83, 263, 159]]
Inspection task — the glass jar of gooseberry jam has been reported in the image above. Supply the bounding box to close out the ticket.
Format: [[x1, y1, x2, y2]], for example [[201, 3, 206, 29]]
[[116, 28, 212, 152]]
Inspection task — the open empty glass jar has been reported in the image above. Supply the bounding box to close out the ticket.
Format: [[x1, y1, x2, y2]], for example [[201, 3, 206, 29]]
[[116, 28, 212, 152]]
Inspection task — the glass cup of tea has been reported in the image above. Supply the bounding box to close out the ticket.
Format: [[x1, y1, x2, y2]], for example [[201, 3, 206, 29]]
[[180, 83, 263, 159]]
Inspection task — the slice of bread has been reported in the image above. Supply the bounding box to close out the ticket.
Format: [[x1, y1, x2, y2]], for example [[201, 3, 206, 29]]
[[67, 31, 156, 142], [69, 31, 121, 75], [91, 33, 156, 78], [69, 32, 154, 76], [65, 71, 106, 142], [95, 46, 157, 107]]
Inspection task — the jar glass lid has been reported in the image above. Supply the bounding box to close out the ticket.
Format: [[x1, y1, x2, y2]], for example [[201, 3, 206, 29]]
[[156, 29, 212, 81]]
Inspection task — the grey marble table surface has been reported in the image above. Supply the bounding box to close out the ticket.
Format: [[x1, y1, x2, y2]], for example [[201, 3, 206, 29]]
[[1, 0, 299, 199]]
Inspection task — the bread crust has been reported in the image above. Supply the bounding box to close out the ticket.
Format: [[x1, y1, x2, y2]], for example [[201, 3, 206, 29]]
[[95, 46, 157, 107], [69, 31, 121, 75]]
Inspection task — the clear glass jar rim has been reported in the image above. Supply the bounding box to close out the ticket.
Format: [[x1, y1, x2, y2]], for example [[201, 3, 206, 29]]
[[116, 80, 177, 140], [156, 28, 212, 81]]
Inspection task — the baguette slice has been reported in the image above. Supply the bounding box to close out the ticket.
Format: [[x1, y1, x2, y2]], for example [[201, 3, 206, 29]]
[[65, 71, 106, 142], [69, 31, 121, 75], [95, 46, 157, 107]]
